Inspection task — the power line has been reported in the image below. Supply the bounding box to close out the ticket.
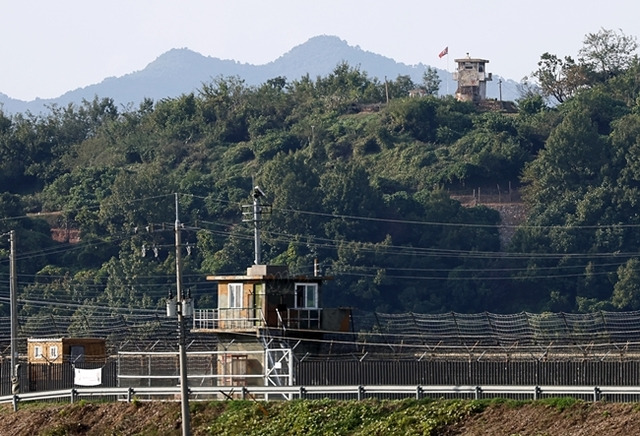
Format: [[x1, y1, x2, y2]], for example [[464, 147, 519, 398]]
[[2, 192, 639, 288]]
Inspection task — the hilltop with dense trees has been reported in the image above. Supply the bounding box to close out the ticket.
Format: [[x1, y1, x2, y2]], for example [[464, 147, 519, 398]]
[[1, 29, 640, 325]]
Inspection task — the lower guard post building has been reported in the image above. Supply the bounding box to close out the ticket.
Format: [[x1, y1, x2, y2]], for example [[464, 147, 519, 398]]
[[192, 187, 351, 388]]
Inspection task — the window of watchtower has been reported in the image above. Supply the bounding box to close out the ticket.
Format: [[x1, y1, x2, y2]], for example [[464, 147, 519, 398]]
[[228, 283, 243, 308], [295, 283, 318, 309]]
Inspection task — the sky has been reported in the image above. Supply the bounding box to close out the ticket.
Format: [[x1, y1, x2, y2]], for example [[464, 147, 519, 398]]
[[1, 0, 639, 101]]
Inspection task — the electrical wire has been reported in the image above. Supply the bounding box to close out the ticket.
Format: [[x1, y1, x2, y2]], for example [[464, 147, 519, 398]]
[[2, 192, 640, 290]]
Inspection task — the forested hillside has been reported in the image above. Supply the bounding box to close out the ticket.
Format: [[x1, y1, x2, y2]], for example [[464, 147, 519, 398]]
[[1, 29, 640, 325]]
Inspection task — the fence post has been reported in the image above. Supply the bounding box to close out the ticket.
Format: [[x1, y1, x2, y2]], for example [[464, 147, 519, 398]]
[[127, 387, 134, 403], [11, 374, 19, 412], [594, 387, 601, 402], [242, 386, 248, 400], [70, 388, 77, 404], [299, 386, 306, 400], [11, 375, 19, 396], [415, 385, 423, 400], [474, 386, 482, 400], [357, 385, 365, 401], [534, 385, 541, 401]]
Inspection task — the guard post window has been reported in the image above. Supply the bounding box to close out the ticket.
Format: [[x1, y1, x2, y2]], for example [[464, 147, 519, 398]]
[[295, 283, 318, 309], [228, 283, 243, 308]]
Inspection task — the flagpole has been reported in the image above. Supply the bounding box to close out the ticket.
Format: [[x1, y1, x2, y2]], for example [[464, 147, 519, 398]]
[[447, 51, 450, 95], [438, 46, 449, 96]]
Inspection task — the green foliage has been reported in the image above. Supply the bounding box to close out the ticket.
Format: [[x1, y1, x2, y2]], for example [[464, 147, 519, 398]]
[[304, 62, 385, 114], [205, 399, 481, 436], [422, 67, 441, 96], [538, 397, 581, 412], [448, 112, 530, 184], [532, 28, 639, 104], [579, 28, 638, 81], [518, 94, 547, 116], [611, 258, 640, 310], [532, 52, 584, 103], [387, 97, 439, 142]]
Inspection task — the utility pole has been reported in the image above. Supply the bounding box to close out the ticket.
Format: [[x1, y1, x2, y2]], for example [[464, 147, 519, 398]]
[[253, 189, 262, 265], [174, 194, 191, 436], [9, 230, 19, 410], [243, 187, 269, 266], [384, 76, 389, 103]]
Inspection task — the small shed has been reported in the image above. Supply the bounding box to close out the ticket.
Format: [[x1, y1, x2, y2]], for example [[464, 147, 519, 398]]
[[27, 338, 106, 364]]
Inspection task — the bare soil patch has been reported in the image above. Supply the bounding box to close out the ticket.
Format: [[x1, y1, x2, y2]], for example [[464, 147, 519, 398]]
[[446, 402, 640, 436]]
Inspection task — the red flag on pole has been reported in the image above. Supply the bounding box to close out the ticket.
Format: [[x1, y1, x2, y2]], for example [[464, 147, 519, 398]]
[[438, 47, 448, 58]]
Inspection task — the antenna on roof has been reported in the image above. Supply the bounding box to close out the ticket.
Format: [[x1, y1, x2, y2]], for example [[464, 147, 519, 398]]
[[242, 186, 271, 265]]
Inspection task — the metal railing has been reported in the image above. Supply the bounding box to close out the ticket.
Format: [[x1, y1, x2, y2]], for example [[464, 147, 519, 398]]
[[192, 308, 265, 330], [3, 384, 640, 408], [192, 307, 321, 330], [279, 308, 321, 330]]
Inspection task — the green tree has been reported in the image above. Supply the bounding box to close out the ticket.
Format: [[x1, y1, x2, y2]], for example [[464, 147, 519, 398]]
[[95, 241, 163, 312], [386, 75, 415, 100], [387, 97, 439, 142], [517, 94, 547, 116], [153, 93, 201, 142], [422, 67, 441, 96], [260, 152, 321, 240], [98, 164, 177, 234], [447, 112, 530, 184], [522, 109, 608, 211], [319, 161, 384, 241], [611, 258, 640, 310], [579, 28, 638, 81], [199, 76, 251, 142], [532, 53, 585, 103]]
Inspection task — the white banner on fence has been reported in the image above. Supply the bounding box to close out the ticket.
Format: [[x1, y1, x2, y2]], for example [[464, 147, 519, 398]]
[[74, 367, 102, 386]]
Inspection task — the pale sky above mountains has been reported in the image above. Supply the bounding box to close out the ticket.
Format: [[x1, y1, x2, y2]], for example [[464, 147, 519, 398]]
[[1, 0, 638, 101]]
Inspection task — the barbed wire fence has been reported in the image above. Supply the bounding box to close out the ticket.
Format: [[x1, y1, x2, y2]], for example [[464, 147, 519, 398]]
[[1, 309, 640, 361]]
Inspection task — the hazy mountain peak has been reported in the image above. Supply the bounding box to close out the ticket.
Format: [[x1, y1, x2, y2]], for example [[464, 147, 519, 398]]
[[140, 48, 221, 78]]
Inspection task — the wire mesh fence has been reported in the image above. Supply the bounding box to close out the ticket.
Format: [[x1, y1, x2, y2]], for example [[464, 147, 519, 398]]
[[350, 310, 640, 350], [4, 309, 640, 403], [3, 309, 640, 355]]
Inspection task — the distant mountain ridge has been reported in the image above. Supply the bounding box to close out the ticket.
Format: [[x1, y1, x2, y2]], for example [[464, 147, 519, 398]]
[[0, 35, 521, 114]]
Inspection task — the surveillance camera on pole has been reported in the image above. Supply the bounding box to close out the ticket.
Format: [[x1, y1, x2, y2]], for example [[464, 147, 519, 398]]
[[253, 186, 266, 199]]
